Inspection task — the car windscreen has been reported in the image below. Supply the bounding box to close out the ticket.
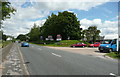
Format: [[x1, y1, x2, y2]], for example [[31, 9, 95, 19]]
[[77, 43, 82, 44], [94, 43, 99, 44], [101, 40, 112, 44]]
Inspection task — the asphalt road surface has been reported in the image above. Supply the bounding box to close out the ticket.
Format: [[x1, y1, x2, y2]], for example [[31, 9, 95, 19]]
[[17, 43, 118, 75]]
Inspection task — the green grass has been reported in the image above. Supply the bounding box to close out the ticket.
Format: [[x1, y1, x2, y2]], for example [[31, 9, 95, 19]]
[[30, 40, 90, 47], [2, 41, 12, 48], [0, 40, 2, 47], [106, 52, 120, 59], [0, 43, 2, 48]]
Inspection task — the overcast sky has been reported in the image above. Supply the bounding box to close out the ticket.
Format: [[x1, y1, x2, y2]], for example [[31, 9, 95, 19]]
[[2, 0, 119, 39]]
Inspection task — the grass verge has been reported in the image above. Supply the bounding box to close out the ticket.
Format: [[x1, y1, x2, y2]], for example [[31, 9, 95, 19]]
[[106, 52, 120, 59], [30, 40, 90, 47], [2, 41, 12, 48]]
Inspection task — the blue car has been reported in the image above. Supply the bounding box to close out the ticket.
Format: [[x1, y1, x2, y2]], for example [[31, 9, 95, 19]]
[[21, 42, 29, 47]]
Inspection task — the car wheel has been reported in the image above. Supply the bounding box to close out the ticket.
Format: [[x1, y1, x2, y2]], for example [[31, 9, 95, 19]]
[[99, 50, 103, 52], [73, 46, 75, 48]]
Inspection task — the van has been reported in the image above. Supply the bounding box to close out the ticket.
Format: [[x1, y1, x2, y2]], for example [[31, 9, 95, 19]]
[[98, 39, 119, 52]]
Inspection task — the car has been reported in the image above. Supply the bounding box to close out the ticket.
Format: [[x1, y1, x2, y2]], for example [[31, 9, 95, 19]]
[[21, 42, 29, 47], [71, 43, 86, 47], [89, 42, 100, 47]]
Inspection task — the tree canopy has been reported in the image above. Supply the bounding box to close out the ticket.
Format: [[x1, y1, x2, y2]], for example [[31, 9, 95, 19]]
[[16, 34, 26, 41], [41, 11, 82, 40], [83, 26, 101, 43], [28, 23, 40, 41], [0, 1, 16, 21]]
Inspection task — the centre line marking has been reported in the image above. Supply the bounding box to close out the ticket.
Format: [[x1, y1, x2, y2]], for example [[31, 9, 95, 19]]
[[38, 48, 42, 50], [52, 53, 62, 57]]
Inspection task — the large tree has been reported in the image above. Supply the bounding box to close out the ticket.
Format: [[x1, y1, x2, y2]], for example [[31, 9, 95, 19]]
[[0, 1, 16, 21], [16, 34, 26, 41], [42, 11, 82, 40], [0, 1, 16, 39], [83, 26, 101, 43], [28, 23, 40, 41], [2, 34, 7, 41]]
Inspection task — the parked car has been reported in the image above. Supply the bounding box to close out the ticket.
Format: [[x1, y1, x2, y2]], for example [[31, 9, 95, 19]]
[[21, 42, 29, 47], [71, 43, 86, 47], [98, 39, 119, 52], [89, 42, 100, 47]]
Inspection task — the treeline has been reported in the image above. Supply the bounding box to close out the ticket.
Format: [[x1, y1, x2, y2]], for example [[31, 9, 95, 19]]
[[17, 11, 101, 42]]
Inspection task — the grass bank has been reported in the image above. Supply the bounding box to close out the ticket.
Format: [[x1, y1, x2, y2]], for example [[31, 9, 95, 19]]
[[30, 40, 90, 47], [2, 41, 12, 48], [106, 52, 120, 59]]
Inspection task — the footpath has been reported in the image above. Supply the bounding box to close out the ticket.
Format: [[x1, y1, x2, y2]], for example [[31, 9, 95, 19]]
[[0, 43, 29, 76]]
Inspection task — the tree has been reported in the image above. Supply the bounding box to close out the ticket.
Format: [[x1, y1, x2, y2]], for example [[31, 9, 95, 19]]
[[28, 23, 40, 41], [2, 34, 7, 41], [0, 1, 16, 21], [83, 26, 101, 43], [16, 34, 26, 41], [0, 1, 16, 39], [0, 30, 2, 40], [42, 11, 82, 40]]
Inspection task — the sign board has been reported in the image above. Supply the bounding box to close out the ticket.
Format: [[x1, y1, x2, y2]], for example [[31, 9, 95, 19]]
[[56, 34, 62, 41]]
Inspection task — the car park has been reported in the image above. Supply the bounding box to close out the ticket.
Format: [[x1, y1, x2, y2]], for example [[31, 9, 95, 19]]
[[89, 42, 100, 47], [71, 43, 86, 47], [21, 42, 29, 47]]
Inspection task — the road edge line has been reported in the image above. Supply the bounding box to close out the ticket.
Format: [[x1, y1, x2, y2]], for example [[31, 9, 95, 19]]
[[17, 44, 29, 75]]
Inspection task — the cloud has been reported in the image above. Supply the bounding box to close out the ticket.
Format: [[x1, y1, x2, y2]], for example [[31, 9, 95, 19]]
[[32, 1, 112, 11], [9, 0, 112, 11], [3, 0, 116, 38], [80, 18, 118, 39]]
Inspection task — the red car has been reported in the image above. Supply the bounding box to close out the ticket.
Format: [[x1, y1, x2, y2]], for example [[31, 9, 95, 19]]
[[71, 43, 86, 47], [89, 42, 100, 47]]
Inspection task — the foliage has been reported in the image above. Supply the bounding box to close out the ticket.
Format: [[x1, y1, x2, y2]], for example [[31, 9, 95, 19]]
[[16, 34, 26, 41], [83, 26, 101, 43], [28, 23, 40, 41], [41, 11, 82, 40], [2, 34, 7, 41], [0, 1, 16, 21], [0, 30, 2, 40]]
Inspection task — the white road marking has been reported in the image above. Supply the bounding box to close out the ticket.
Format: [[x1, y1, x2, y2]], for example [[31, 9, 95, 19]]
[[38, 48, 42, 50], [17, 45, 29, 75], [109, 73, 116, 76], [52, 53, 62, 57]]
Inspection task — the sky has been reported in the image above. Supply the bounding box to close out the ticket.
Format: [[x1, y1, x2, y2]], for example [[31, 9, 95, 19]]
[[2, 0, 119, 39]]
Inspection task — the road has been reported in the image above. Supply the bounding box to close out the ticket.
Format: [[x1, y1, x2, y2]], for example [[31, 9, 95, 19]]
[[17, 43, 118, 75]]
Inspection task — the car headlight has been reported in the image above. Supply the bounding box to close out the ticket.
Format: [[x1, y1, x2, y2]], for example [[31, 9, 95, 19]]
[[106, 45, 109, 47]]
